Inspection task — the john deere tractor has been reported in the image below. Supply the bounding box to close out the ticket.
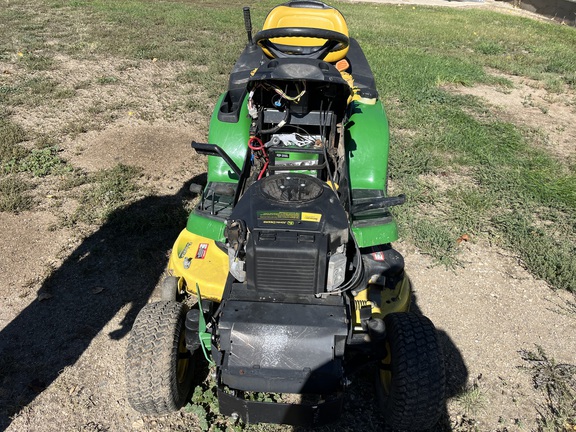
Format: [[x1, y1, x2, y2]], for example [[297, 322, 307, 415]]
[[125, 1, 445, 429]]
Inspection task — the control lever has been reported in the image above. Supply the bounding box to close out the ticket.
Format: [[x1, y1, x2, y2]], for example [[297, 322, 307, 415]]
[[243, 7, 254, 47]]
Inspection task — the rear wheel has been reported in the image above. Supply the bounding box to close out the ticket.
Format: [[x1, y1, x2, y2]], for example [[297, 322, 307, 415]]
[[377, 312, 445, 430], [125, 301, 194, 414]]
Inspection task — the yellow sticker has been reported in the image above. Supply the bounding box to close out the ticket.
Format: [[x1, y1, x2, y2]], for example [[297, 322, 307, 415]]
[[301, 212, 322, 223]]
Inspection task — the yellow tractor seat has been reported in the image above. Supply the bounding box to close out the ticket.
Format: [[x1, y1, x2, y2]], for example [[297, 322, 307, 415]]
[[258, 1, 349, 63]]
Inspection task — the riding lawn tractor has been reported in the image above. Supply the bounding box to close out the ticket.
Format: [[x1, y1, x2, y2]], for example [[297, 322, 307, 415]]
[[125, 1, 445, 429]]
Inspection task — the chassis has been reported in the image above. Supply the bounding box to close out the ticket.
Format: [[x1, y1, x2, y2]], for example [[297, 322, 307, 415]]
[[125, 1, 445, 429]]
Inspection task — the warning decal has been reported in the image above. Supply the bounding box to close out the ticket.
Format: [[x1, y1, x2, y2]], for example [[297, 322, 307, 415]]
[[301, 212, 322, 222], [257, 211, 300, 221], [195, 243, 209, 259], [257, 211, 322, 223], [372, 251, 385, 261]]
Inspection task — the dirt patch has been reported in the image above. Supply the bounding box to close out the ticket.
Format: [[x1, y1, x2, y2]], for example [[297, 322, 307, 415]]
[[399, 239, 576, 431], [1, 54, 205, 142], [65, 119, 206, 195], [448, 72, 576, 162]]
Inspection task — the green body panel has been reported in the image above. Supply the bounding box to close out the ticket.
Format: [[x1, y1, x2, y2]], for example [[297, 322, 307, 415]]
[[346, 100, 398, 247], [206, 93, 251, 183], [185, 211, 226, 242], [345, 100, 390, 191], [185, 93, 252, 241], [352, 221, 398, 247]]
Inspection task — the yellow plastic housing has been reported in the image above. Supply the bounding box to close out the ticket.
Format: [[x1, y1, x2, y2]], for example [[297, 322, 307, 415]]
[[353, 276, 412, 330], [262, 4, 349, 63], [168, 229, 229, 302]]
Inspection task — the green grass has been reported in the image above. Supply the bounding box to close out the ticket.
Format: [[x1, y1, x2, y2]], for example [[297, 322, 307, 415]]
[[1, 0, 575, 289], [333, 3, 576, 290]]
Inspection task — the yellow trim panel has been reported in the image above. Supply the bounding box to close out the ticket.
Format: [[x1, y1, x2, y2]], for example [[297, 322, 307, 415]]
[[168, 229, 229, 302]]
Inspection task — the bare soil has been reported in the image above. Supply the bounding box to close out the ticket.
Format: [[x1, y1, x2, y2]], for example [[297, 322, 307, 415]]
[[1, 51, 575, 432]]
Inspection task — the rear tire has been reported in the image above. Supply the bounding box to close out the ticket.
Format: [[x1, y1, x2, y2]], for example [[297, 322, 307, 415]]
[[377, 312, 445, 431], [125, 301, 194, 414]]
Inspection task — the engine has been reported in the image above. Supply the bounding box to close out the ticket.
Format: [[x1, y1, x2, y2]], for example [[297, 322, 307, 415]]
[[225, 173, 349, 296]]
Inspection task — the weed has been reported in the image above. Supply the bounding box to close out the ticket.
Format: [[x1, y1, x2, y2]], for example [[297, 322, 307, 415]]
[[543, 76, 564, 94], [61, 116, 102, 137], [456, 378, 486, 417], [399, 216, 460, 267], [3, 146, 71, 177], [520, 346, 576, 432], [186, 384, 219, 431], [0, 176, 32, 212], [35, 134, 59, 149], [22, 54, 55, 71], [96, 75, 119, 85], [67, 164, 141, 226], [0, 119, 27, 163], [184, 382, 246, 432], [2, 77, 75, 107], [475, 41, 506, 55]]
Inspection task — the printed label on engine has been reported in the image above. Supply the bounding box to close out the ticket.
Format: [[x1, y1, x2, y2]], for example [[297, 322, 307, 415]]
[[257, 211, 322, 224], [257, 211, 300, 221]]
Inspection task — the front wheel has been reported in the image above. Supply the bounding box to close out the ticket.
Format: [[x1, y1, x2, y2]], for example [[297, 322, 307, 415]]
[[125, 301, 194, 414], [377, 312, 446, 430]]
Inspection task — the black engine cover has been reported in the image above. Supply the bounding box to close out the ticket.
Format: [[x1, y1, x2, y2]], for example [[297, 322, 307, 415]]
[[230, 174, 349, 295]]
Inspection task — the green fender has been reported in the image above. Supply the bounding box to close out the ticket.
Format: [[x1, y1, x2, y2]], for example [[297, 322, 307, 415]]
[[206, 93, 251, 184], [346, 100, 399, 247]]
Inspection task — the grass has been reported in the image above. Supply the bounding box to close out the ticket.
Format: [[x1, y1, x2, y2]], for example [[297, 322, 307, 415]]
[[0, 119, 27, 161], [333, 3, 576, 290], [66, 164, 142, 226], [0, 176, 32, 212], [0, 1, 574, 288], [455, 377, 486, 417]]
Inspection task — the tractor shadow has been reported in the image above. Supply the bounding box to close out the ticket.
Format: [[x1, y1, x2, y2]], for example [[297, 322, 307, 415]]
[[0, 174, 206, 431], [409, 291, 469, 432]]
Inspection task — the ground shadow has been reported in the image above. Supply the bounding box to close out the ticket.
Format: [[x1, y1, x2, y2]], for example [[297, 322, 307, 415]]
[[410, 289, 469, 432], [0, 174, 206, 431]]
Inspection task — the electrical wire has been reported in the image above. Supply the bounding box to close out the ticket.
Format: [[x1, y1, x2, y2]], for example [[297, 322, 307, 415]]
[[263, 81, 306, 103], [259, 108, 289, 134], [248, 136, 269, 180], [320, 100, 336, 191], [323, 230, 364, 296]]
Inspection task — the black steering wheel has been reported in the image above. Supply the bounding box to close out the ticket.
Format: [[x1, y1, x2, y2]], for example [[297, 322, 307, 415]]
[[254, 27, 349, 60]]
